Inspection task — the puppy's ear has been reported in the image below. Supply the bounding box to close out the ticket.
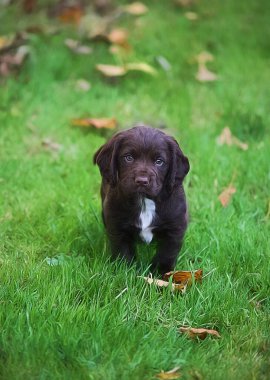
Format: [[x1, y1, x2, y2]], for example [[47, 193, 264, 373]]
[[93, 135, 122, 186], [166, 137, 189, 192]]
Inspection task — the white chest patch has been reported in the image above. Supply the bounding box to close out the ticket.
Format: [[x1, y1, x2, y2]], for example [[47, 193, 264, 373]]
[[139, 198, 156, 244]]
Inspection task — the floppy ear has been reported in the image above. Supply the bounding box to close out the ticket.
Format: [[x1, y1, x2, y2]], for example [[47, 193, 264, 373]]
[[166, 137, 190, 192], [93, 135, 122, 186]]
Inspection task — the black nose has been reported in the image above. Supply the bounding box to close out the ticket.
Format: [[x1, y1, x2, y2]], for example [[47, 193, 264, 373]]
[[135, 176, 149, 186]]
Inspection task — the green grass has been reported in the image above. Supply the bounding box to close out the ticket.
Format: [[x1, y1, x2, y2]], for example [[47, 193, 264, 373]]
[[0, 0, 270, 379]]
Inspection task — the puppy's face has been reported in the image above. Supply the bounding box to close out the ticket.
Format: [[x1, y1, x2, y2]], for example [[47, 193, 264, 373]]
[[117, 131, 170, 197], [94, 126, 189, 198]]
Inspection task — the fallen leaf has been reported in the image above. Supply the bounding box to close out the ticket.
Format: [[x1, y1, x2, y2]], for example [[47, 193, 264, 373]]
[[218, 185, 236, 207], [195, 51, 214, 65], [156, 367, 181, 379], [76, 79, 91, 92], [122, 2, 148, 15], [96, 64, 127, 77], [126, 62, 157, 75], [196, 63, 218, 82], [163, 269, 203, 285], [72, 117, 117, 129], [96, 62, 157, 77], [64, 39, 92, 55], [108, 28, 129, 47], [80, 13, 110, 40], [57, 5, 83, 24], [184, 12, 198, 20], [217, 127, 248, 151], [141, 276, 187, 293], [179, 327, 221, 340]]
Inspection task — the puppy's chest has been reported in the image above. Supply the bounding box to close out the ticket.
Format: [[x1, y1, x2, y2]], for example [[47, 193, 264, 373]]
[[136, 198, 156, 244]]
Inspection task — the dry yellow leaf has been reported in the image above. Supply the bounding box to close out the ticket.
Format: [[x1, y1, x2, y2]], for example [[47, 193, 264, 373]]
[[179, 327, 221, 340], [108, 28, 129, 47], [96, 62, 157, 77], [72, 117, 117, 129], [126, 62, 157, 75], [217, 127, 248, 151], [195, 51, 214, 65], [185, 12, 198, 20], [96, 64, 127, 77], [58, 5, 83, 24], [196, 64, 218, 82], [142, 277, 187, 293], [122, 2, 148, 15], [218, 185, 236, 207]]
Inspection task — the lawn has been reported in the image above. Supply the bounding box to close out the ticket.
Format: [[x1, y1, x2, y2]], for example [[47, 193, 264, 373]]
[[0, 0, 270, 379]]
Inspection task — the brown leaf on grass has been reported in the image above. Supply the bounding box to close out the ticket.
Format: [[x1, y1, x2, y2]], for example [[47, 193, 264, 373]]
[[89, 27, 129, 49], [218, 185, 236, 207], [72, 117, 117, 129], [163, 269, 203, 285], [217, 127, 248, 151], [194, 51, 217, 82], [156, 367, 181, 379], [141, 277, 187, 294], [195, 51, 214, 65], [108, 28, 129, 47], [122, 2, 148, 15], [80, 14, 110, 40], [64, 38, 92, 55], [96, 64, 127, 77], [96, 62, 157, 77], [196, 64, 218, 82], [57, 4, 83, 24], [179, 327, 221, 340], [184, 12, 198, 20]]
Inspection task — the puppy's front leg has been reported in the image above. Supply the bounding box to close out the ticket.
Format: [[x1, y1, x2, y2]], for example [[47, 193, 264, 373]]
[[108, 232, 136, 264], [151, 230, 184, 274]]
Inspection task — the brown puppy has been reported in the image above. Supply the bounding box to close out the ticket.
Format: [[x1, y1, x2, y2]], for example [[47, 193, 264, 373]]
[[93, 125, 189, 274]]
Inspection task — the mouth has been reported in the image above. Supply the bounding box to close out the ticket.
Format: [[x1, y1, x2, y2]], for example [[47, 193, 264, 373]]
[[136, 185, 158, 197]]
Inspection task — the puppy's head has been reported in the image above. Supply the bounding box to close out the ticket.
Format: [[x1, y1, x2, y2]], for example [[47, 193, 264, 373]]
[[94, 125, 189, 197]]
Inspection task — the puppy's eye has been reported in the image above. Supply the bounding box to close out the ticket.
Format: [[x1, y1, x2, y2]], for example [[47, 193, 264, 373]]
[[155, 158, 164, 166], [124, 154, 134, 163]]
